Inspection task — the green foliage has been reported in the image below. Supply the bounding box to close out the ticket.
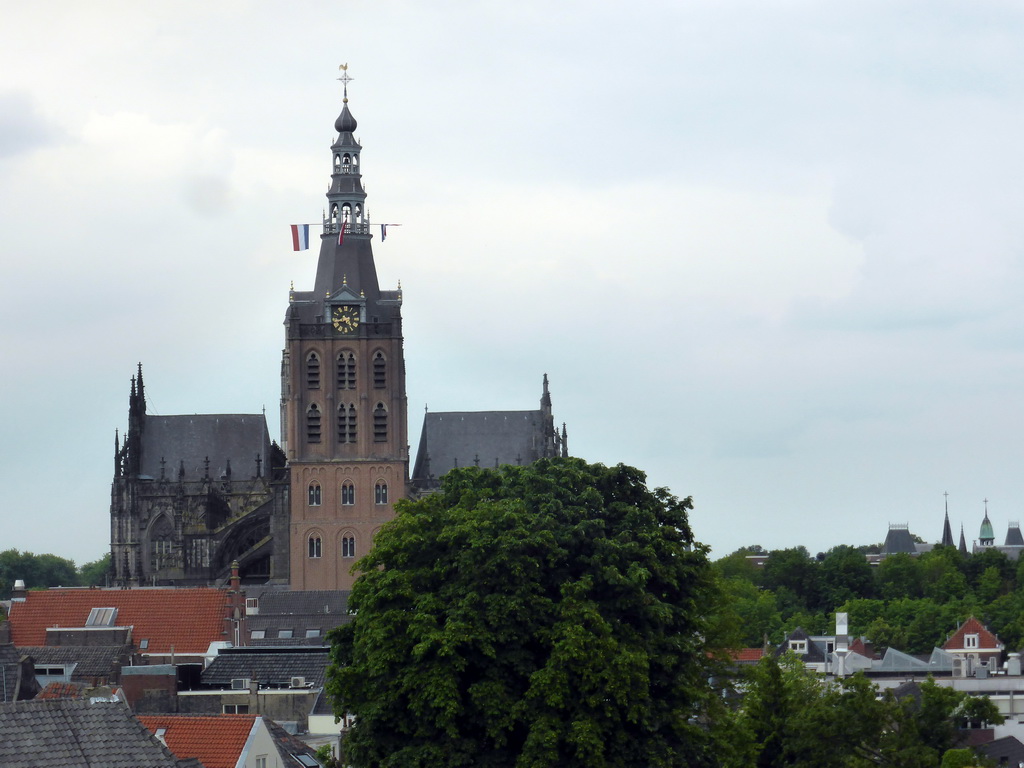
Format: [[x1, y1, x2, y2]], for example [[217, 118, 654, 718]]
[[725, 660, 1002, 768], [78, 554, 111, 586], [327, 458, 720, 768], [0, 549, 80, 598]]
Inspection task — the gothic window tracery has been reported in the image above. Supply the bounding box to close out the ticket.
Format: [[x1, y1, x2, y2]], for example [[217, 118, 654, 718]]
[[373, 403, 387, 442], [307, 404, 321, 443], [342, 535, 356, 558], [306, 352, 321, 389], [337, 403, 357, 443], [337, 352, 356, 389], [373, 351, 386, 389]]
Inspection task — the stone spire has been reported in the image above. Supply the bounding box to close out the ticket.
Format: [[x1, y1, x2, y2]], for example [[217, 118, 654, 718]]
[[311, 65, 380, 304], [941, 491, 954, 548]]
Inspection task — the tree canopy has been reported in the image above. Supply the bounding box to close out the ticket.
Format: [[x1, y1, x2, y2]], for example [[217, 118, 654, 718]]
[[326, 458, 720, 768]]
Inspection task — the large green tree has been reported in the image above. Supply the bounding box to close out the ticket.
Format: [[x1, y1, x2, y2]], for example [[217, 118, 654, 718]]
[[327, 458, 720, 768]]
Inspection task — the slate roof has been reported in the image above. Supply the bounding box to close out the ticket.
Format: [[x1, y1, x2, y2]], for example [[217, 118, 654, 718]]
[[0, 698, 191, 768], [943, 616, 1004, 652], [412, 409, 548, 482], [882, 525, 918, 554], [264, 717, 324, 766], [21, 645, 130, 679], [0, 643, 26, 702], [774, 627, 827, 664], [202, 647, 329, 688], [246, 590, 351, 646], [140, 413, 270, 481], [139, 714, 259, 768], [1007, 524, 1024, 546], [8, 588, 231, 654]]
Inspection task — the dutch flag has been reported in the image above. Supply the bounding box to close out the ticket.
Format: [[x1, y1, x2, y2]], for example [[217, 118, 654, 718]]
[[290, 224, 310, 251]]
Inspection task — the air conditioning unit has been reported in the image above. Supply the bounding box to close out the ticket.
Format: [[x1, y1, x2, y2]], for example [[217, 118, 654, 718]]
[[289, 676, 307, 688], [231, 678, 251, 690]]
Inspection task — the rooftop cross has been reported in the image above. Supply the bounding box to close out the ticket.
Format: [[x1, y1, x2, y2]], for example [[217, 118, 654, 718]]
[[338, 63, 354, 101]]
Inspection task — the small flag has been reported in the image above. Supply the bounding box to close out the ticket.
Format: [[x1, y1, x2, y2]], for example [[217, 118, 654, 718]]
[[380, 224, 387, 241], [290, 224, 310, 251], [338, 226, 345, 246]]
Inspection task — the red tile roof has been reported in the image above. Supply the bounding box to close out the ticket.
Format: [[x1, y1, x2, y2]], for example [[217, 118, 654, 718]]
[[8, 588, 231, 655], [139, 714, 257, 768], [35, 681, 83, 699], [943, 616, 1003, 652], [729, 648, 765, 662]]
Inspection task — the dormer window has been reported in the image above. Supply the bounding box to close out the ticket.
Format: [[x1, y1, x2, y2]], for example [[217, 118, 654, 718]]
[[789, 640, 807, 654], [965, 633, 980, 649]]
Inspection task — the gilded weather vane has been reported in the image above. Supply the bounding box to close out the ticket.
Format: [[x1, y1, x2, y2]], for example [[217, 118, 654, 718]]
[[338, 63, 353, 101]]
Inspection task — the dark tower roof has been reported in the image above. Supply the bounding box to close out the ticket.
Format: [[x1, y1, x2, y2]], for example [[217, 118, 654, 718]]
[[1006, 523, 1024, 546], [286, 71, 401, 329], [941, 511, 954, 548], [980, 502, 995, 544], [959, 524, 968, 556], [883, 524, 917, 555]]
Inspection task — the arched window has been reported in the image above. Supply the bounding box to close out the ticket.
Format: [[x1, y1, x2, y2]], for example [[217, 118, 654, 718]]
[[331, 204, 338, 225], [373, 403, 387, 442], [375, 481, 388, 505], [373, 351, 386, 389], [342, 535, 356, 558], [337, 352, 356, 389], [306, 404, 321, 443], [308, 483, 321, 506], [306, 352, 320, 389], [308, 535, 322, 558], [354, 204, 363, 223], [337, 403, 357, 444], [341, 481, 355, 505], [334, 154, 341, 171], [342, 204, 352, 224]]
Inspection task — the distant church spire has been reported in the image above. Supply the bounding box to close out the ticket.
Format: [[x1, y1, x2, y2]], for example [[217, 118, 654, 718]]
[[979, 498, 995, 546], [941, 491, 954, 548], [959, 524, 968, 556]]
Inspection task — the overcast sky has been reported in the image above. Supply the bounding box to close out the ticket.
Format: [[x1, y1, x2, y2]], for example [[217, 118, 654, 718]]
[[3, 1, 1024, 566]]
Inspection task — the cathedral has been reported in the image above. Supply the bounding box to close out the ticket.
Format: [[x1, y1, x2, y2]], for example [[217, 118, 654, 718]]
[[109, 73, 566, 590]]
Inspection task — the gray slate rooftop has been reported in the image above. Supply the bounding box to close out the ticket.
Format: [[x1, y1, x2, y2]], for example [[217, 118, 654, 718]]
[[203, 647, 329, 688], [21, 645, 130, 680], [141, 414, 270, 481], [0, 698, 192, 767], [412, 410, 547, 483]]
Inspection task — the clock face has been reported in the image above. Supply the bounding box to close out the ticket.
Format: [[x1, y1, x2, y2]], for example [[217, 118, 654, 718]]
[[332, 305, 360, 333]]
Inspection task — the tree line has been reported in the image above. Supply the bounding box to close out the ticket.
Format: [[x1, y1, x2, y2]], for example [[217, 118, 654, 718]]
[[714, 543, 1024, 652], [0, 550, 110, 599]]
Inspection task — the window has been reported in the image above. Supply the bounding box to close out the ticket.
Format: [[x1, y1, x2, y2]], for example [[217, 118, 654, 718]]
[[305, 629, 321, 638], [373, 403, 387, 442], [341, 481, 355, 505], [308, 482, 321, 506], [306, 352, 320, 389], [279, 629, 294, 639], [965, 633, 980, 649], [86, 607, 117, 626], [375, 482, 388, 505], [256, 757, 268, 768], [789, 640, 807, 654], [337, 352, 356, 389], [250, 630, 265, 640], [306, 404, 321, 443], [337, 403, 356, 444], [308, 536, 322, 558], [373, 351, 386, 388], [342, 535, 356, 558], [223, 704, 250, 714]]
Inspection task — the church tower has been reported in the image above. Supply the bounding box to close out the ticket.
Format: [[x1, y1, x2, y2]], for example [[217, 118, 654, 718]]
[[281, 70, 408, 590]]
